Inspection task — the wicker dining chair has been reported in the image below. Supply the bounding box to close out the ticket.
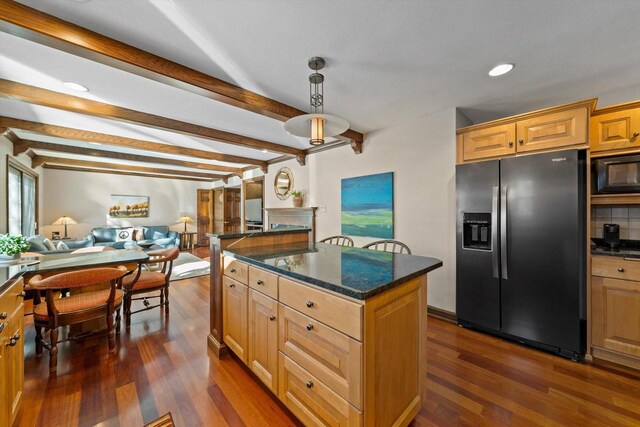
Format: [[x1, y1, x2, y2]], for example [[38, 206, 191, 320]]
[[362, 239, 412, 255], [27, 266, 129, 373], [319, 235, 355, 247], [122, 247, 179, 329]]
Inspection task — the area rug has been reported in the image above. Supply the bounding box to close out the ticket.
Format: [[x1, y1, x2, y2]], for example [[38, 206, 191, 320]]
[[169, 252, 210, 281]]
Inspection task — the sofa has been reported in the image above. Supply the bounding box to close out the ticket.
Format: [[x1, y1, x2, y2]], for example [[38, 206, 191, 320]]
[[26, 235, 94, 253], [91, 226, 179, 249]]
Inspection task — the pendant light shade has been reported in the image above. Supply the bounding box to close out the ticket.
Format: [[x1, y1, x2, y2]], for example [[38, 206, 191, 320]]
[[284, 57, 349, 146]]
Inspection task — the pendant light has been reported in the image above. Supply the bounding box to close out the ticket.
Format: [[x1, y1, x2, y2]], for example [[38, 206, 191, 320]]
[[284, 57, 349, 146]]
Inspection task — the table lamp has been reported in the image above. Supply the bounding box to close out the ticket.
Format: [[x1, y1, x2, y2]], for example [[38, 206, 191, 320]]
[[176, 216, 194, 232], [52, 216, 78, 239]]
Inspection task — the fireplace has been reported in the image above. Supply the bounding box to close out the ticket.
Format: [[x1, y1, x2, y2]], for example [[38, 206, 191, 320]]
[[265, 207, 317, 242]]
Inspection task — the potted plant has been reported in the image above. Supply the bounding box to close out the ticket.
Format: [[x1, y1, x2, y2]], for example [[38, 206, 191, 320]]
[[291, 190, 304, 208], [0, 234, 30, 262]]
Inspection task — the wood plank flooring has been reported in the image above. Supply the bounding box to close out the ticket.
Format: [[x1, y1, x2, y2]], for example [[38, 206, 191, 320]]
[[15, 247, 640, 427]]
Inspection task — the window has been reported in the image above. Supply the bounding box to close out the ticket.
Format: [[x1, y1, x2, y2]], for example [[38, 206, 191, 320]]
[[7, 158, 38, 237]]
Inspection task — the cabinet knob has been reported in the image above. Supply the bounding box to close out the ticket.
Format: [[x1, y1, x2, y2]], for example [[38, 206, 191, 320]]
[[0, 312, 7, 320], [230, 268, 236, 273], [508, 141, 514, 147], [306, 301, 314, 308], [269, 315, 276, 321], [618, 267, 625, 273], [17, 291, 26, 298], [256, 280, 264, 286], [519, 139, 524, 145], [306, 381, 313, 389], [306, 323, 314, 331], [229, 283, 236, 288], [6, 333, 20, 347], [633, 132, 640, 138]]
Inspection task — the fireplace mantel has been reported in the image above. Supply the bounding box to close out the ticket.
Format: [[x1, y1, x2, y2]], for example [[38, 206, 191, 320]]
[[265, 207, 317, 242]]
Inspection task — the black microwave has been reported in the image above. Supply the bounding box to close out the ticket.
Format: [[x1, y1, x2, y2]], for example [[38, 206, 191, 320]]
[[594, 155, 640, 194]]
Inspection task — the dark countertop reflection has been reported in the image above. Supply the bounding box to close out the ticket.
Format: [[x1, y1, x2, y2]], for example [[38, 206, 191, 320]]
[[224, 242, 443, 300], [207, 228, 310, 240], [591, 238, 640, 259]]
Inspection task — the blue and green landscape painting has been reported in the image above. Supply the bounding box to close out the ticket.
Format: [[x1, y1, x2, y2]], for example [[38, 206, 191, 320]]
[[341, 172, 394, 238]]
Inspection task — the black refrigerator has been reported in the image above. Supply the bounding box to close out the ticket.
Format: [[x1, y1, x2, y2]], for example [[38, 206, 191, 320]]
[[456, 149, 586, 360]]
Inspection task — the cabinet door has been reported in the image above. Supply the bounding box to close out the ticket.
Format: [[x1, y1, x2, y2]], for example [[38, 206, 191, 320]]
[[516, 107, 588, 153], [248, 290, 278, 392], [462, 124, 516, 161], [590, 107, 640, 153], [223, 277, 248, 363], [592, 276, 640, 357], [2, 304, 24, 426]]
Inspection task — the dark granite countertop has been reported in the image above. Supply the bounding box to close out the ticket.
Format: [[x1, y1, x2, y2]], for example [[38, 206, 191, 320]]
[[207, 228, 310, 240], [223, 242, 443, 300], [0, 249, 149, 293], [591, 238, 640, 259]]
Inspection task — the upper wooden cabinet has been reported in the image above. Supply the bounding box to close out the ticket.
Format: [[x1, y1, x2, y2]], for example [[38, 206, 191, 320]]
[[516, 107, 588, 153], [590, 101, 640, 153], [457, 99, 596, 163], [462, 123, 516, 161]]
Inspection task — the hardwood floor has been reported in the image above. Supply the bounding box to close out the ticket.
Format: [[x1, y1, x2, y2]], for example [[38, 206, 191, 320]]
[[15, 247, 640, 426]]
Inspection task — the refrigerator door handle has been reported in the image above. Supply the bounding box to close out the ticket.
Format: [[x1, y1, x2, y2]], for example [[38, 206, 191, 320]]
[[500, 185, 508, 279], [491, 186, 499, 278]]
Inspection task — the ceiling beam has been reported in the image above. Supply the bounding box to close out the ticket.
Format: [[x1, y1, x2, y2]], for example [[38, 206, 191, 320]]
[[0, 1, 363, 144], [31, 155, 229, 182], [0, 116, 268, 172], [0, 79, 306, 158], [42, 164, 213, 183], [12, 136, 243, 175]]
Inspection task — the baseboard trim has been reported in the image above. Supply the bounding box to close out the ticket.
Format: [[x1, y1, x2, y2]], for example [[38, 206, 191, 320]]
[[427, 306, 457, 324]]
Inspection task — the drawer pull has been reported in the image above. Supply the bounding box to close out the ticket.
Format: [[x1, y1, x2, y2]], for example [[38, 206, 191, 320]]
[[6, 332, 20, 347], [633, 132, 639, 138], [17, 291, 26, 298], [618, 267, 625, 272], [269, 315, 276, 321], [306, 323, 314, 331], [229, 283, 236, 288], [0, 323, 4, 333], [230, 268, 236, 273], [306, 381, 313, 389], [306, 301, 314, 308], [256, 280, 264, 286], [0, 312, 7, 320], [518, 139, 524, 145]]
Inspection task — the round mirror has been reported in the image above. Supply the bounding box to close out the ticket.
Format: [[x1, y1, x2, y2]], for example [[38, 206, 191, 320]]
[[274, 167, 294, 200]]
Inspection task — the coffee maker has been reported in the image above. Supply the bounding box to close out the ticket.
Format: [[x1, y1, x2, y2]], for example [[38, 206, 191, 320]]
[[603, 224, 620, 249]]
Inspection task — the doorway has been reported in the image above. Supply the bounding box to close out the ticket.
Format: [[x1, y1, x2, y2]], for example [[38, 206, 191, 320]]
[[242, 177, 264, 232]]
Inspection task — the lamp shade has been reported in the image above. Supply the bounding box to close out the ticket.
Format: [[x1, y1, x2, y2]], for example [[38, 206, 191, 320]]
[[177, 216, 194, 224], [52, 216, 78, 226]]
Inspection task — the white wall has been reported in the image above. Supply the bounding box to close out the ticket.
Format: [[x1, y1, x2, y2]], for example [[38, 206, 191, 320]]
[[40, 169, 211, 239], [0, 135, 45, 235]]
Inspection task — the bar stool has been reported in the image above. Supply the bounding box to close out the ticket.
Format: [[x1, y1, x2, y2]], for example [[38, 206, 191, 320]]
[[362, 239, 412, 254], [319, 235, 355, 247]]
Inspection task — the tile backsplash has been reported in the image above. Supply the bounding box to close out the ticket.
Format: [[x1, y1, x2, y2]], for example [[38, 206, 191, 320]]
[[592, 205, 640, 240]]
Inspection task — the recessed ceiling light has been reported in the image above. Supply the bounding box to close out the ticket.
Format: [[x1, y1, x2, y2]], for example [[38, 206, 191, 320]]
[[262, 149, 268, 153], [62, 81, 89, 92], [488, 63, 514, 77]]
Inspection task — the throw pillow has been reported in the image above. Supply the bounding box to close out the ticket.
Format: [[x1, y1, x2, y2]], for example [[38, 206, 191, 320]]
[[153, 231, 168, 240], [26, 235, 48, 252], [133, 226, 145, 241], [116, 227, 135, 242], [43, 238, 56, 251], [56, 241, 69, 250]]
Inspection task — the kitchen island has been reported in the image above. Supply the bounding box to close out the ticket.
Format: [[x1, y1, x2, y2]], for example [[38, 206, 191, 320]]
[[218, 241, 442, 426]]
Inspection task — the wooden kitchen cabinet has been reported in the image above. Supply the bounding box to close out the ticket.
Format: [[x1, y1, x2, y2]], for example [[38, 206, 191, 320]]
[[516, 107, 588, 153], [248, 289, 278, 392], [462, 123, 516, 161], [0, 278, 24, 427], [591, 256, 640, 369], [222, 277, 248, 363], [590, 101, 640, 153], [456, 99, 595, 164]]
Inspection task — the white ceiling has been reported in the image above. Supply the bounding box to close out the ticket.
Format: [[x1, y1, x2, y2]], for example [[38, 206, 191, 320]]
[[2, 0, 640, 177]]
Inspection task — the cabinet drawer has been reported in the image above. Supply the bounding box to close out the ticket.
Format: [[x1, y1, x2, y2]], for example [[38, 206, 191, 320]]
[[0, 279, 24, 321], [515, 107, 588, 153], [462, 124, 516, 161], [224, 258, 248, 285], [248, 266, 278, 299], [279, 304, 362, 408], [592, 256, 640, 281], [278, 353, 362, 427], [279, 277, 363, 341]]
